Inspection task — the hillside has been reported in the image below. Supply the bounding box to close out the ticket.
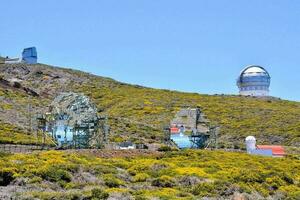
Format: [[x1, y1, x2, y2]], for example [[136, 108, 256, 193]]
[[0, 149, 299, 199], [0, 63, 299, 148]]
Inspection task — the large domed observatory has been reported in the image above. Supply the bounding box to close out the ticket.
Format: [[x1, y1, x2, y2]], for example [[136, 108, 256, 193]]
[[237, 65, 271, 97]]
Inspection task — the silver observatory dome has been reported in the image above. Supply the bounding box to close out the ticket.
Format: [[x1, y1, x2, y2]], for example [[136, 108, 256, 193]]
[[237, 65, 271, 96]]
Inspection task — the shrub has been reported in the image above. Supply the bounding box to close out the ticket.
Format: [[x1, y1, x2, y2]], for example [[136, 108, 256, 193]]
[[91, 188, 109, 200], [39, 166, 72, 183], [133, 173, 150, 182], [152, 175, 175, 187], [191, 182, 216, 196], [266, 176, 285, 190], [0, 171, 14, 186], [93, 164, 117, 175], [103, 174, 124, 188], [234, 170, 264, 184], [134, 195, 149, 200], [28, 176, 43, 184], [0, 152, 11, 157], [25, 191, 86, 200], [0, 149, 299, 199], [158, 146, 172, 152]]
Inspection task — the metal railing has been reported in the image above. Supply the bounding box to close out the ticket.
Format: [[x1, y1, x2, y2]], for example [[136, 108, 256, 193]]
[[0, 144, 53, 153]]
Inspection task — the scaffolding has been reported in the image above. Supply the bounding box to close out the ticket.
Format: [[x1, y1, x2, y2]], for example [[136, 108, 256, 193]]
[[168, 107, 220, 149], [36, 92, 109, 149], [189, 126, 219, 149], [36, 114, 57, 147], [189, 132, 210, 149]]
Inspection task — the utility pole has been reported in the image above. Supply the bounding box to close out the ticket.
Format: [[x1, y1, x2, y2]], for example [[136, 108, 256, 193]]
[[212, 126, 219, 149], [163, 126, 171, 146], [27, 96, 32, 134]]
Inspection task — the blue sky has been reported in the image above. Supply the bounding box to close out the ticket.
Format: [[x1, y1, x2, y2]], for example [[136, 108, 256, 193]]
[[1, 0, 299, 101]]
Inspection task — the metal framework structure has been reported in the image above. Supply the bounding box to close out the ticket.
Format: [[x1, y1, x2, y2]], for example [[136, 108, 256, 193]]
[[167, 107, 220, 149], [36, 92, 109, 149], [36, 114, 57, 147], [189, 132, 210, 149], [189, 126, 219, 149]]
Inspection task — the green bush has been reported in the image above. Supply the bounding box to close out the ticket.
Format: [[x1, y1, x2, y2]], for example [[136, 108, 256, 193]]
[[134, 195, 149, 200], [191, 182, 217, 196], [93, 164, 117, 175], [26, 191, 85, 200], [39, 166, 72, 183], [103, 174, 124, 188], [28, 176, 43, 184], [91, 188, 109, 200], [158, 146, 172, 152], [151, 175, 175, 187], [133, 173, 150, 182]]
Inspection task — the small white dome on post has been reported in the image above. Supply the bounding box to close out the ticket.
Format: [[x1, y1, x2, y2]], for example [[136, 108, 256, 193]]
[[245, 136, 256, 153]]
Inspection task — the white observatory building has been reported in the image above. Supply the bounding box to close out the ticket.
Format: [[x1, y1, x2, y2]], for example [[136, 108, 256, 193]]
[[245, 136, 256, 153], [237, 65, 270, 96]]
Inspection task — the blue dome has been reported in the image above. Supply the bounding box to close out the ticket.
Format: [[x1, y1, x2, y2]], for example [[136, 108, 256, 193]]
[[237, 65, 271, 96]]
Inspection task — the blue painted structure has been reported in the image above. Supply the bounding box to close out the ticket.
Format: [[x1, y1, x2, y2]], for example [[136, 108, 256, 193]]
[[171, 133, 192, 148], [22, 47, 37, 64], [250, 149, 273, 157]]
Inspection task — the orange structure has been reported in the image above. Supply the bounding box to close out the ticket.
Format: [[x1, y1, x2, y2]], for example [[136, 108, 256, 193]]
[[170, 127, 179, 134], [257, 145, 285, 157]]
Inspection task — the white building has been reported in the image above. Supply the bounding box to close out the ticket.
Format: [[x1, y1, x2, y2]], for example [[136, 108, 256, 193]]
[[119, 141, 135, 150], [237, 65, 270, 96], [245, 136, 256, 153], [245, 136, 285, 157]]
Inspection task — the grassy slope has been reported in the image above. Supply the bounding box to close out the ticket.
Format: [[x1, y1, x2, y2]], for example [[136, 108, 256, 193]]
[[0, 85, 52, 145], [0, 150, 299, 199], [0, 63, 299, 147], [75, 76, 300, 147]]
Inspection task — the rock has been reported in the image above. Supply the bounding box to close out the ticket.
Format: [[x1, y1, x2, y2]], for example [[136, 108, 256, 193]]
[[108, 192, 133, 200], [232, 192, 247, 200], [151, 163, 168, 171], [23, 87, 39, 97], [13, 81, 22, 88], [10, 177, 28, 186], [179, 175, 202, 186]]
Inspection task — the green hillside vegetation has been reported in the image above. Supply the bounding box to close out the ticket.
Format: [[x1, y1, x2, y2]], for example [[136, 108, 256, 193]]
[[0, 63, 299, 148], [75, 77, 300, 148], [0, 123, 36, 145], [0, 86, 52, 145], [0, 150, 299, 199], [0, 123, 53, 145]]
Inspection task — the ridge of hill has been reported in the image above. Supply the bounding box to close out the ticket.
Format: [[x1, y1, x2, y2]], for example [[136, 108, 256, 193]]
[[0, 63, 299, 148]]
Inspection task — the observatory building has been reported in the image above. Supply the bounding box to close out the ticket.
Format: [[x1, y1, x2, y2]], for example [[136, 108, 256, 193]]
[[169, 107, 215, 149], [3, 47, 37, 64], [245, 136, 285, 157], [237, 65, 270, 96], [22, 47, 37, 64]]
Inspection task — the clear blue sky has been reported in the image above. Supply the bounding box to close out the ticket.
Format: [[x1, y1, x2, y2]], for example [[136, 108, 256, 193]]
[[1, 0, 299, 101]]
